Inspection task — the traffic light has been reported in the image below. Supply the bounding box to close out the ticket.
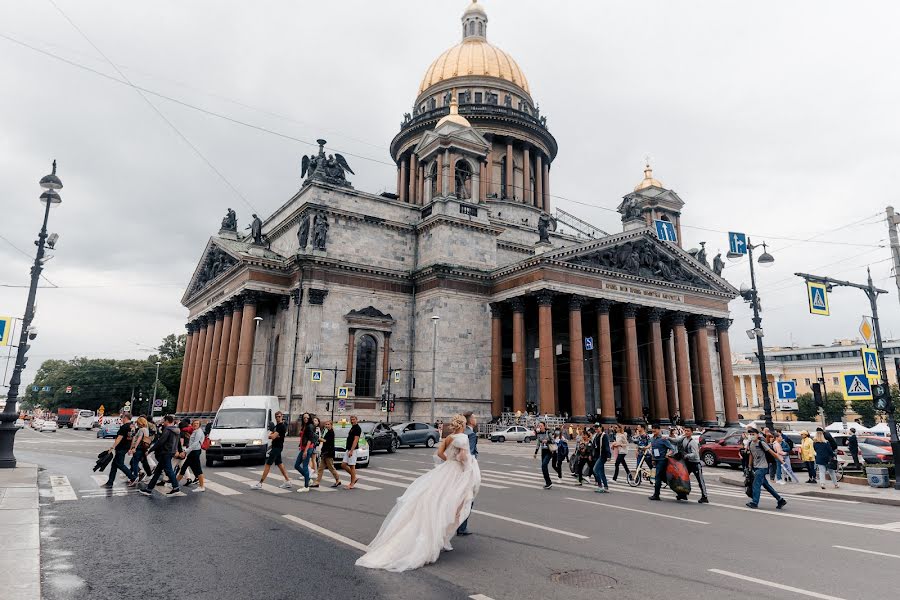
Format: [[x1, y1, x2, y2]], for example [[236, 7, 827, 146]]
[[811, 383, 823, 408], [380, 399, 388, 412], [389, 400, 395, 413], [873, 383, 894, 412]]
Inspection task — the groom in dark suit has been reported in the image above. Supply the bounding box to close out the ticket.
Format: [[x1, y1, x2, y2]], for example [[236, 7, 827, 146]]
[[456, 412, 478, 536]]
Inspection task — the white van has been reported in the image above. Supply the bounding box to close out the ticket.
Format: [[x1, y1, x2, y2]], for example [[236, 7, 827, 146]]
[[73, 410, 95, 430], [206, 396, 280, 467]]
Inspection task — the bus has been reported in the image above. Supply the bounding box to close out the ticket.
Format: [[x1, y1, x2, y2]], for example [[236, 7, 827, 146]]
[[73, 410, 96, 431]]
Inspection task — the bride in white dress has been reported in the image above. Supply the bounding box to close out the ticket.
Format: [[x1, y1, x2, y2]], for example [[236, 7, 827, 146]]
[[356, 414, 481, 572]]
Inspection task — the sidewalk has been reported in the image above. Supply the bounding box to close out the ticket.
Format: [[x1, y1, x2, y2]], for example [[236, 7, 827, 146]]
[[718, 472, 900, 507], [0, 463, 40, 599]]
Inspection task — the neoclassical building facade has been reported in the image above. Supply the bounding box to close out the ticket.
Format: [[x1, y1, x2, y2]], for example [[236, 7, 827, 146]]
[[175, 1, 740, 426]]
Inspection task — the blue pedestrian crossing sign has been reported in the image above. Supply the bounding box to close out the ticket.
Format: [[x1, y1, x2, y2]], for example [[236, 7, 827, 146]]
[[861, 347, 880, 378], [776, 381, 797, 400], [840, 371, 872, 400], [654, 219, 677, 243], [806, 281, 829, 316], [584, 337, 594, 351], [310, 370, 322, 383], [0, 316, 11, 346], [338, 386, 349, 399], [728, 232, 747, 256]]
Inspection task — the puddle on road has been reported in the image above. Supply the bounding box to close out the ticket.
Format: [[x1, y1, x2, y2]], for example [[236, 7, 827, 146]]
[[45, 572, 87, 597]]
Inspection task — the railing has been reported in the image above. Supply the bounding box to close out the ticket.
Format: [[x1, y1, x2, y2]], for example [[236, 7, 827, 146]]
[[401, 103, 549, 132]]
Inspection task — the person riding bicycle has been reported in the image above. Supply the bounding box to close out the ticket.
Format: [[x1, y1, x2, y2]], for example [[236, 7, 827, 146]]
[[633, 425, 651, 470]]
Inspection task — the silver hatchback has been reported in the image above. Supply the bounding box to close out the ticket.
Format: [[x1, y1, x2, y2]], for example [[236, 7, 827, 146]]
[[489, 426, 535, 443]]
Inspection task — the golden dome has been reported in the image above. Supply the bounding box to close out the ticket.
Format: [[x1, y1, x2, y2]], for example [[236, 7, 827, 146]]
[[419, 41, 529, 96], [634, 163, 664, 191]]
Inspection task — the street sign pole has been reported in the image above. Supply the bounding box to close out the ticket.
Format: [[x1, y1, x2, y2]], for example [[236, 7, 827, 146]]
[[331, 364, 338, 423]]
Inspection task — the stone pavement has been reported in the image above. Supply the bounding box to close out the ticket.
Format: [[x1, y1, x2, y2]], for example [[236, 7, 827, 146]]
[[718, 472, 900, 507], [0, 463, 40, 599]]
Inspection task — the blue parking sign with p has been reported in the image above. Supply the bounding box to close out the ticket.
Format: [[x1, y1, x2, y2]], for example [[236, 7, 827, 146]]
[[654, 220, 677, 243], [776, 381, 796, 400]]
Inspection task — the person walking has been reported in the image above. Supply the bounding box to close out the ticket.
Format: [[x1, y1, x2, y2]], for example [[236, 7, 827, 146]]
[[799, 430, 817, 483], [775, 432, 799, 483], [295, 413, 317, 492], [103, 413, 136, 488], [252, 411, 291, 489], [176, 419, 207, 492], [573, 430, 592, 486], [456, 411, 479, 536], [848, 428, 861, 469], [678, 426, 709, 503], [309, 416, 321, 476], [128, 416, 153, 484], [745, 427, 787, 509], [550, 429, 565, 480], [813, 430, 840, 489], [139, 415, 184, 497], [314, 420, 341, 488], [648, 424, 675, 501], [611, 424, 631, 482], [592, 426, 611, 493], [533, 422, 553, 489], [342, 415, 362, 489]]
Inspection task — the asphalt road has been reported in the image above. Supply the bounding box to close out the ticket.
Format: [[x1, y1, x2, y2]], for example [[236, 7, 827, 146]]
[[16, 425, 900, 600]]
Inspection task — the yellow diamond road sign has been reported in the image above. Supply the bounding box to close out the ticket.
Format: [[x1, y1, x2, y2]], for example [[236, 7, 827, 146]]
[[859, 317, 874, 346]]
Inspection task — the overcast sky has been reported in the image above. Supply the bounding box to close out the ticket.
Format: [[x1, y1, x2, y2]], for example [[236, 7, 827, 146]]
[[3, 0, 900, 391]]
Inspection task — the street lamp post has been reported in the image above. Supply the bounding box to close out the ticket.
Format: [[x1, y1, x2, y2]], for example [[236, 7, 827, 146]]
[[430, 315, 440, 426], [0, 161, 63, 469], [732, 238, 775, 432], [152, 361, 161, 416]]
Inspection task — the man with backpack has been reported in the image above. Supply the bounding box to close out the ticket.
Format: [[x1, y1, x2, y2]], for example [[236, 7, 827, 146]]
[[591, 426, 611, 493], [102, 413, 136, 488], [139, 415, 184, 497], [678, 426, 708, 504], [745, 427, 787, 510]]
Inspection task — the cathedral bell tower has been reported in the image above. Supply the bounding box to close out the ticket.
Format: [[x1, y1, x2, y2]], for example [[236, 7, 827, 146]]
[[617, 162, 685, 247]]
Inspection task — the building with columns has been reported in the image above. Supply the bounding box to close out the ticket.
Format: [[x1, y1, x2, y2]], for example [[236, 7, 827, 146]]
[[175, 1, 740, 426]]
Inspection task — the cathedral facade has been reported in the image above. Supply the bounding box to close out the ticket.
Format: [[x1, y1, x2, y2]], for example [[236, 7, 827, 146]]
[[175, 1, 740, 427]]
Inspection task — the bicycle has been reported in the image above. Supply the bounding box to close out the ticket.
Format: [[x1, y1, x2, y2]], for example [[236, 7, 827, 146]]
[[627, 450, 667, 489]]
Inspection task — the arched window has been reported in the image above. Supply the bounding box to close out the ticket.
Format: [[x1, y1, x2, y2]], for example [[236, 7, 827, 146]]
[[500, 155, 508, 198], [430, 162, 438, 197], [455, 160, 472, 199], [477, 22, 483, 36], [354, 335, 378, 397]]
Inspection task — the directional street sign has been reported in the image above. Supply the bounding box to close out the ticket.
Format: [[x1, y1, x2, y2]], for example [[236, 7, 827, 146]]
[[806, 281, 829, 316], [41, 386, 51, 392], [859, 317, 874, 346], [337, 387, 349, 399], [0, 316, 11, 346], [31, 386, 39, 392], [654, 219, 677, 243], [840, 371, 873, 400], [728, 232, 747, 256], [310, 370, 322, 383], [584, 337, 594, 351], [776, 381, 797, 400], [861, 347, 881, 378]]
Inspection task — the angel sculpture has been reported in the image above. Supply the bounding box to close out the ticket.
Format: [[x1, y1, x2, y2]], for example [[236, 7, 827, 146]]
[[301, 139, 354, 187]]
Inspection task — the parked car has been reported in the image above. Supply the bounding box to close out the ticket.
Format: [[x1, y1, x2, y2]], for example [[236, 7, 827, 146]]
[[31, 419, 44, 430], [333, 421, 370, 468], [701, 431, 804, 469], [37, 420, 58, 433], [15, 419, 25, 429], [360, 421, 400, 453], [96, 422, 119, 439], [830, 434, 892, 464], [489, 425, 536, 443], [698, 427, 740, 447], [391, 422, 440, 448]]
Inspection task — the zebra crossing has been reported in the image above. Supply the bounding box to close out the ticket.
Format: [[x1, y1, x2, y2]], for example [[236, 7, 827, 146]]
[[43, 463, 859, 507]]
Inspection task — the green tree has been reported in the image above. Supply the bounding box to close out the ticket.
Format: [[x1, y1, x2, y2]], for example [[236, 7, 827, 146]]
[[823, 391, 846, 423], [157, 334, 186, 361], [796, 393, 817, 421], [851, 399, 877, 428]]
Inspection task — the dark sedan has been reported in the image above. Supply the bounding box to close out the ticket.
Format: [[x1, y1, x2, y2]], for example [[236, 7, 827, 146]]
[[360, 421, 400, 453], [391, 422, 440, 448]]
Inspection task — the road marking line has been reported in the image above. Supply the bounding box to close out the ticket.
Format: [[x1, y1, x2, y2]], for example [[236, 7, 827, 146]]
[[470, 595, 496, 600], [349, 475, 408, 489], [245, 470, 334, 492], [282, 514, 368, 552], [833, 545, 900, 559], [202, 481, 242, 496], [707, 501, 897, 532], [708, 569, 846, 599], [470, 510, 588, 539], [49, 476, 77, 501], [393, 467, 508, 489], [213, 472, 291, 494], [566, 497, 710, 524], [343, 481, 382, 491]]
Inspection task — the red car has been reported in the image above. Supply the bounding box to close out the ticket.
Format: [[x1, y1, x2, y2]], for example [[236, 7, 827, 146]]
[[700, 431, 804, 469]]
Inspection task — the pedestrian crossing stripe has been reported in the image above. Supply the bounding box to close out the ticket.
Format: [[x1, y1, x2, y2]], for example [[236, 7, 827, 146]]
[[807, 281, 830, 316], [841, 371, 873, 399]]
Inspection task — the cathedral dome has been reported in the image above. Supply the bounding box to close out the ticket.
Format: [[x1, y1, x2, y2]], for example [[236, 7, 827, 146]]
[[418, 1, 530, 96], [634, 163, 664, 191]]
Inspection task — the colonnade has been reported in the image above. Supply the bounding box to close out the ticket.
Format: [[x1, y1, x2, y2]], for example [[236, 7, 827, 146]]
[[176, 291, 260, 415], [488, 290, 739, 426]]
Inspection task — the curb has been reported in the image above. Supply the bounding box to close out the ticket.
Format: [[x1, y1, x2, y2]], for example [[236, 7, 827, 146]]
[[717, 474, 900, 507], [0, 463, 41, 600]]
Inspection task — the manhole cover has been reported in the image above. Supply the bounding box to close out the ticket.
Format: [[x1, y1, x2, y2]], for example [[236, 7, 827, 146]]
[[550, 570, 618, 589]]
